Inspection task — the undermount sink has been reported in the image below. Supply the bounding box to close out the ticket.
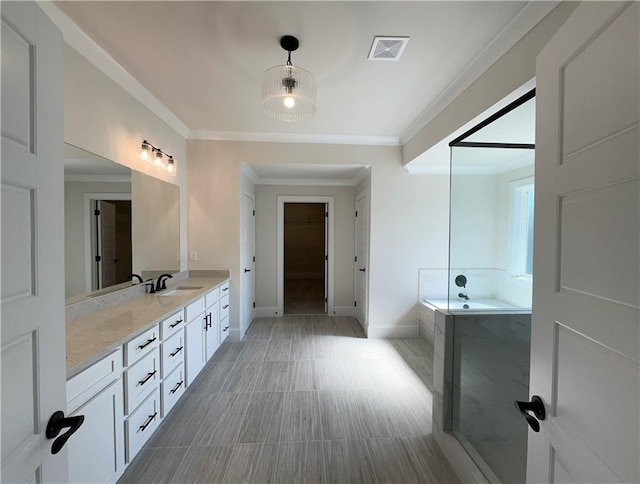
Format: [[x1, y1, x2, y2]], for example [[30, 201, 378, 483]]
[[159, 286, 204, 296]]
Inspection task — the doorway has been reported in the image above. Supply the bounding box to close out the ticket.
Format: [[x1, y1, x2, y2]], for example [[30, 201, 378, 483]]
[[277, 195, 334, 316], [283, 203, 326, 314]]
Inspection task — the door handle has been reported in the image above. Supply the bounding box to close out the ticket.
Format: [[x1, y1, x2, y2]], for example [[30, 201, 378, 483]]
[[244, 268, 251, 273], [514, 395, 545, 432], [359, 268, 366, 272], [46, 410, 85, 455]]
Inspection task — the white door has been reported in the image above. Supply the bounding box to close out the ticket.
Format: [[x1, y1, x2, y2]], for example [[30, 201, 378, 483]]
[[323, 203, 328, 314], [354, 191, 369, 330], [98, 201, 117, 289], [1, 2, 69, 482], [528, 2, 639, 482], [241, 189, 255, 333]]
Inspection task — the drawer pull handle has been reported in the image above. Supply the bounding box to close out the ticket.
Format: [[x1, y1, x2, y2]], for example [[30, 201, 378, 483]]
[[138, 371, 157, 386], [223, 326, 229, 332], [222, 287, 229, 291], [170, 346, 184, 357], [170, 380, 184, 394], [205, 313, 212, 329], [139, 412, 157, 432], [169, 319, 183, 328], [223, 304, 229, 309], [137, 337, 157, 350]]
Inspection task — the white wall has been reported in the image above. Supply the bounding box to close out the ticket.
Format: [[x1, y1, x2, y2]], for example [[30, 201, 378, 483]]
[[64, 180, 131, 298], [188, 140, 450, 339], [254, 185, 356, 312], [64, 45, 189, 271]]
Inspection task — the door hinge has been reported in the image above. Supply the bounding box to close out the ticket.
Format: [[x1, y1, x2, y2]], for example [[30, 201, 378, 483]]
[[325, 212, 328, 218], [95, 255, 101, 262], [325, 255, 328, 261], [253, 256, 255, 262], [253, 302, 255, 308], [355, 256, 357, 262], [354, 300, 357, 307], [325, 297, 328, 303], [94, 209, 100, 216], [355, 211, 358, 217], [252, 210, 255, 216]]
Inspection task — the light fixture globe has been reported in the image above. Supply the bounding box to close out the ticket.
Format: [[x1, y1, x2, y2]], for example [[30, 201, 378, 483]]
[[261, 35, 317, 122]]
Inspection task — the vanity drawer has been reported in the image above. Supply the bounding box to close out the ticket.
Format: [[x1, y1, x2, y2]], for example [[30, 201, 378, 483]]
[[125, 389, 160, 463], [220, 316, 230, 343], [124, 324, 159, 367], [161, 331, 184, 378], [67, 348, 122, 414], [219, 280, 230, 296], [161, 366, 185, 418], [160, 309, 185, 339], [185, 297, 205, 323], [205, 287, 219, 308], [124, 348, 160, 414], [219, 294, 230, 321]]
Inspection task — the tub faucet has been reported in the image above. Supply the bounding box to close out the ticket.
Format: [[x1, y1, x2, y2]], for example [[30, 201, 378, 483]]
[[458, 292, 469, 300], [155, 273, 174, 292]]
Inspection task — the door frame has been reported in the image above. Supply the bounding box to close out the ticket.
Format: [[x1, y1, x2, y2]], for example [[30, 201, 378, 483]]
[[240, 186, 256, 336], [354, 188, 370, 331], [276, 195, 335, 316], [83, 192, 131, 292]]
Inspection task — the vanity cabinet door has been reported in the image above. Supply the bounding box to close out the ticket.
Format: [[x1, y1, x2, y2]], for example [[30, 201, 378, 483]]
[[185, 317, 205, 386], [204, 300, 220, 361], [68, 380, 124, 484]]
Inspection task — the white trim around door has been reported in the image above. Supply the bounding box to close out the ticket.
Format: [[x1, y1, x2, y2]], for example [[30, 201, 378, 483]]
[[277, 195, 335, 316]]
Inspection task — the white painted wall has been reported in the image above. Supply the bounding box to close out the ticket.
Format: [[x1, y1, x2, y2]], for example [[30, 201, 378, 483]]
[[64, 45, 188, 271], [64, 181, 131, 298], [188, 140, 450, 339], [254, 185, 355, 313], [403, 2, 577, 164]]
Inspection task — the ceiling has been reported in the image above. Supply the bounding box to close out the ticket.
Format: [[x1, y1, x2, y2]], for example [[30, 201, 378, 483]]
[[54, 1, 540, 145]]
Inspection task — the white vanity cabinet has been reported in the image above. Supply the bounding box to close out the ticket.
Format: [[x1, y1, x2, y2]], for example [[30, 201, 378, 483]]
[[67, 349, 124, 484], [184, 297, 206, 386], [204, 287, 220, 360], [219, 280, 231, 343]]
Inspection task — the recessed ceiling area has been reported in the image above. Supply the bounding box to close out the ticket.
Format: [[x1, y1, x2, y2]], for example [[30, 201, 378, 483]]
[[245, 163, 369, 186], [54, 1, 536, 143]]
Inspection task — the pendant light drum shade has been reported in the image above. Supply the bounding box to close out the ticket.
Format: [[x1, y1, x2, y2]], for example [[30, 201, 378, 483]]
[[261, 35, 317, 122]]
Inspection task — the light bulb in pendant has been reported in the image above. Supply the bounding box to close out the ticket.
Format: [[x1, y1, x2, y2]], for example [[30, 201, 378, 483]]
[[167, 157, 175, 174], [283, 96, 295, 109], [154, 150, 163, 167], [140, 141, 151, 161]]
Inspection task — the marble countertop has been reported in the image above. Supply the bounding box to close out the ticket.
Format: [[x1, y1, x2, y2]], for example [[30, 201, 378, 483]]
[[66, 276, 229, 379]]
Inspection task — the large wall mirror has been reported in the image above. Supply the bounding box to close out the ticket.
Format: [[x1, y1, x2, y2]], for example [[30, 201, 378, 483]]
[[64, 143, 180, 303]]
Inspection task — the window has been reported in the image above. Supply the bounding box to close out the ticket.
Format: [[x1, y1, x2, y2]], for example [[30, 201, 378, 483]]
[[511, 181, 534, 278]]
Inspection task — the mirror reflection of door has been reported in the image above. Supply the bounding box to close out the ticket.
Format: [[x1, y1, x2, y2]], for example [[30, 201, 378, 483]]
[[92, 199, 132, 291], [283, 203, 327, 314]]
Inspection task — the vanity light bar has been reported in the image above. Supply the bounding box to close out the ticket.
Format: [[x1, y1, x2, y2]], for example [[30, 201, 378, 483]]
[[140, 140, 176, 175]]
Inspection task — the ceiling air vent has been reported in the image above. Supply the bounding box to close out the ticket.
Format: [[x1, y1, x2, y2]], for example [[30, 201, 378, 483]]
[[367, 36, 409, 61]]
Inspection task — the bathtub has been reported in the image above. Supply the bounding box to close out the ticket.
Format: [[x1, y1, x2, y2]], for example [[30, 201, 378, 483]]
[[422, 298, 521, 311]]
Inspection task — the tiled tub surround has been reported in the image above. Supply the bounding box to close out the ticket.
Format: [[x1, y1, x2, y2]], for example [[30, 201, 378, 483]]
[[66, 274, 228, 377]]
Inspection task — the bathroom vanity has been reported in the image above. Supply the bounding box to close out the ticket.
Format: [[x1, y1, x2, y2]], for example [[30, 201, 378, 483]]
[[65, 275, 229, 483]]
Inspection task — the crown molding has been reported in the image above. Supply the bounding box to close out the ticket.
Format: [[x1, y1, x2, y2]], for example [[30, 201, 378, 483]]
[[189, 130, 401, 146], [254, 177, 358, 187], [38, 1, 191, 139], [399, 1, 558, 145]]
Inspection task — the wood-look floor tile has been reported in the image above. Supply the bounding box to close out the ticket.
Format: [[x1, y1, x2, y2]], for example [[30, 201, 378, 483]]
[[383, 386, 433, 438], [254, 361, 291, 392], [236, 392, 285, 443], [170, 445, 233, 483], [289, 361, 317, 391], [237, 340, 269, 361], [119, 447, 188, 483], [276, 441, 327, 483], [195, 392, 252, 446], [315, 359, 354, 390], [403, 436, 461, 483], [263, 339, 292, 361], [366, 437, 425, 483], [211, 342, 244, 362], [221, 361, 261, 392], [222, 443, 279, 483], [290, 339, 315, 360], [324, 439, 377, 484], [147, 393, 216, 447], [280, 391, 322, 442], [270, 321, 293, 340], [188, 360, 235, 393], [353, 389, 401, 439], [318, 390, 364, 440]]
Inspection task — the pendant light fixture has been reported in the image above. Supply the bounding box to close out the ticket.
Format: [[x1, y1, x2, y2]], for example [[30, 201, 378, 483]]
[[262, 35, 316, 122]]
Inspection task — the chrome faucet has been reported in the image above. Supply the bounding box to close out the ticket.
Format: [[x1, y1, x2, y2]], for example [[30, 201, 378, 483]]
[[458, 292, 469, 300], [155, 273, 173, 292]]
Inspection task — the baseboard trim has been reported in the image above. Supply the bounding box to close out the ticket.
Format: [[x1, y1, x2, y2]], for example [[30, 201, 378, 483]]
[[331, 306, 356, 317], [254, 307, 278, 318], [366, 325, 419, 338]]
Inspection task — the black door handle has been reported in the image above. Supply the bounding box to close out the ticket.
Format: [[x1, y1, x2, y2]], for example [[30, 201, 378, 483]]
[[244, 268, 251, 273], [359, 268, 366, 272], [515, 395, 545, 432], [46, 410, 85, 455]]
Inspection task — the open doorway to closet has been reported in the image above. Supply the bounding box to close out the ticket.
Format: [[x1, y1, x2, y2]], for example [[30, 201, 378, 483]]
[[283, 203, 327, 314]]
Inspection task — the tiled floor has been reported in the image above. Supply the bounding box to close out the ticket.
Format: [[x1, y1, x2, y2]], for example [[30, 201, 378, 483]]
[[283, 278, 325, 315], [120, 316, 460, 483]]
